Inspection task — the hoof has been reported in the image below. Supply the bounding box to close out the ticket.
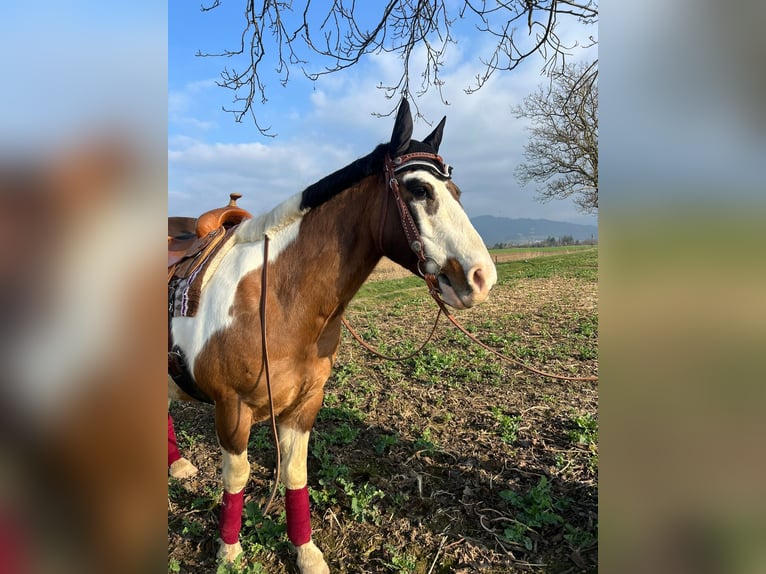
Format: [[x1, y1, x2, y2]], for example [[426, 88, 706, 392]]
[[296, 541, 330, 574], [216, 539, 243, 563], [169, 457, 198, 479]]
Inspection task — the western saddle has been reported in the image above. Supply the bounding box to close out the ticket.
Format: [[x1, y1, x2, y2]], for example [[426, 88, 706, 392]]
[[167, 193, 252, 280]]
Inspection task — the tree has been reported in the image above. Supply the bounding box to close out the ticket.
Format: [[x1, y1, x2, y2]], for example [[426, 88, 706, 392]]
[[198, 0, 598, 134], [513, 61, 598, 213]]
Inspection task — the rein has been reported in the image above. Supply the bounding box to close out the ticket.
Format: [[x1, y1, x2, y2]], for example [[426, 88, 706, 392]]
[[260, 235, 281, 515]]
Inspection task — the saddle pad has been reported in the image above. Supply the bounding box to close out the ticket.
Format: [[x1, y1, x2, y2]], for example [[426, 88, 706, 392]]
[[169, 226, 237, 319]]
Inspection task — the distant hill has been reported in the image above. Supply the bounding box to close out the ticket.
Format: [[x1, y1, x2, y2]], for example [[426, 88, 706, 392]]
[[471, 215, 598, 247]]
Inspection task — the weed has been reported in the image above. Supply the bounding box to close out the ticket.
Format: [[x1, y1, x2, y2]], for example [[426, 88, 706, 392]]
[[348, 481, 385, 523], [240, 502, 287, 553], [574, 342, 598, 360], [248, 426, 274, 451], [177, 429, 203, 451], [180, 517, 205, 537], [168, 558, 181, 573], [491, 407, 522, 444], [374, 433, 400, 455], [321, 422, 361, 446], [389, 491, 410, 508], [414, 427, 439, 455], [317, 405, 365, 425], [568, 413, 598, 447], [499, 477, 568, 550], [190, 484, 221, 512], [215, 555, 266, 574], [411, 347, 459, 384], [332, 361, 362, 386], [563, 522, 597, 550], [384, 544, 418, 572], [167, 477, 186, 501]]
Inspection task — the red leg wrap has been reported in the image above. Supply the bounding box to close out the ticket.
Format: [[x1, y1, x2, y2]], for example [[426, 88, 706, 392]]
[[219, 490, 244, 545], [0, 512, 30, 574], [285, 486, 312, 546], [168, 413, 182, 467]]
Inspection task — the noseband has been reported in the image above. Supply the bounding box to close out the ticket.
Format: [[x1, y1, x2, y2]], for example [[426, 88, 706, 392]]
[[379, 152, 452, 295]]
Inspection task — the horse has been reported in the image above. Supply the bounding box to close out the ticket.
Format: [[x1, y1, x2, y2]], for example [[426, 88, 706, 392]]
[[167, 99, 497, 573]]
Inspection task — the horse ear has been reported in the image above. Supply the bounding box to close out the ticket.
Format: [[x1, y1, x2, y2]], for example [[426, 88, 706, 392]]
[[422, 116, 446, 152], [389, 99, 413, 156]]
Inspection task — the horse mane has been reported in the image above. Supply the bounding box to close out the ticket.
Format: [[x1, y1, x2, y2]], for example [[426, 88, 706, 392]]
[[299, 144, 387, 210], [232, 192, 306, 244]]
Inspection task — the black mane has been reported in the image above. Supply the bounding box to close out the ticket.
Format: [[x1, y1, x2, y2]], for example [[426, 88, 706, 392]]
[[299, 137, 442, 211], [299, 144, 388, 210]]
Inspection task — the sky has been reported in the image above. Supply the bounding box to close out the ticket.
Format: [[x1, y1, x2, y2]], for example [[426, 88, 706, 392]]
[[169, 3, 598, 224]]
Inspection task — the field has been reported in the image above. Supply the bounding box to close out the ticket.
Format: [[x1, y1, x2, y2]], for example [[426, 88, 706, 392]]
[[168, 248, 598, 573]]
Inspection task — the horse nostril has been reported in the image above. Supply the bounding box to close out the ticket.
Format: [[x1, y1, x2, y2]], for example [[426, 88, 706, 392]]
[[469, 266, 486, 294]]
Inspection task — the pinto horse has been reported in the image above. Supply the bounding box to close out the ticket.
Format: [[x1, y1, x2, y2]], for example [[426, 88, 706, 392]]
[[168, 99, 497, 573]]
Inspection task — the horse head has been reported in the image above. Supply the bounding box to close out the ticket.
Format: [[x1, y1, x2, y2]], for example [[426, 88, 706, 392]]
[[381, 99, 497, 309]]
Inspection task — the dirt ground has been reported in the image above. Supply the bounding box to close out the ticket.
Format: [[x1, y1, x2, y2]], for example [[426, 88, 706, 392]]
[[168, 254, 598, 573]]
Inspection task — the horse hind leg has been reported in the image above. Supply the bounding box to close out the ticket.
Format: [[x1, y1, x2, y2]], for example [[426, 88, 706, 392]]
[[279, 424, 330, 574], [167, 401, 198, 479]]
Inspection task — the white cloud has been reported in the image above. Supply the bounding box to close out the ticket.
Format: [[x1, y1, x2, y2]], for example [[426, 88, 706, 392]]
[[169, 79, 220, 131], [168, 137, 353, 217]]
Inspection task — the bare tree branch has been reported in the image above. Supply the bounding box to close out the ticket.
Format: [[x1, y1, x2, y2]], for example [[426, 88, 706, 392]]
[[195, 1, 598, 133], [514, 60, 598, 212]]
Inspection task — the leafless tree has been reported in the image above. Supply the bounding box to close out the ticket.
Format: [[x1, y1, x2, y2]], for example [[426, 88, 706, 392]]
[[514, 60, 597, 212], [197, 0, 598, 135]]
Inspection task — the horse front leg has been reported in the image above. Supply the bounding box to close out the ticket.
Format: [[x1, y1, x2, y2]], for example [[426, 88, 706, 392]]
[[215, 399, 253, 563], [279, 424, 330, 574]]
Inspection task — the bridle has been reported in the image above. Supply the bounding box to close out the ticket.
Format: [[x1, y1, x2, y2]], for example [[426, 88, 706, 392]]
[[378, 152, 452, 297]]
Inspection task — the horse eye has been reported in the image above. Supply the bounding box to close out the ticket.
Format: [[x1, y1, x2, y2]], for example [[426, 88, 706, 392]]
[[410, 186, 429, 199]]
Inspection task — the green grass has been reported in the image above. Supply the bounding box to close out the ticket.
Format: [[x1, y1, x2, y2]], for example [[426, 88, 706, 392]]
[[352, 275, 426, 306], [489, 245, 595, 255], [496, 248, 597, 284], [351, 247, 597, 308]]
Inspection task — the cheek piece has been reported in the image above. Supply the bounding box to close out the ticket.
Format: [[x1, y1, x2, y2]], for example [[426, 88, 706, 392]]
[[285, 486, 312, 546]]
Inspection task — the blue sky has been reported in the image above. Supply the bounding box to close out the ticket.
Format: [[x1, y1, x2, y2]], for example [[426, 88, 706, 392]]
[[169, 3, 598, 224]]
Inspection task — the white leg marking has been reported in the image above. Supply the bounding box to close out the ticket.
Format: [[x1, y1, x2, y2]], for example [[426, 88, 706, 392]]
[[296, 541, 330, 574], [221, 449, 250, 493], [278, 426, 310, 489]]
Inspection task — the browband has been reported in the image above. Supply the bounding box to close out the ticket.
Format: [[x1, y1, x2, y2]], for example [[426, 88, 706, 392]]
[[391, 153, 453, 179]]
